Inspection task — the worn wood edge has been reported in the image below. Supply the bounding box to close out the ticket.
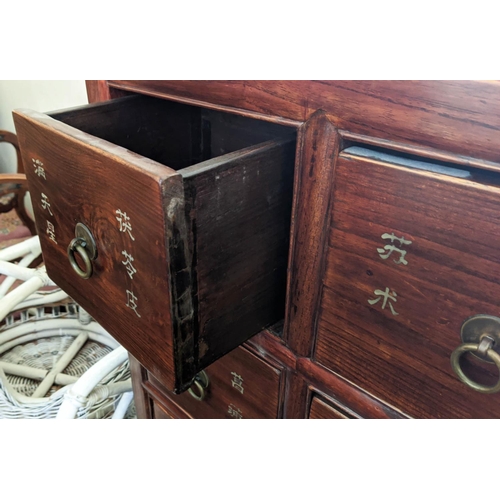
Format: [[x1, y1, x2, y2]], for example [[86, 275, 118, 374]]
[[284, 112, 340, 357], [12, 109, 179, 182], [107, 81, 303, 128], [341, 131, 500, 174], [161, 175, 198, 394], [283, 122, 306, 348]]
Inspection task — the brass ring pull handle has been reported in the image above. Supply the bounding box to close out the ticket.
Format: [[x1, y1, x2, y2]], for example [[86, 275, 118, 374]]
[[451, 315, 500, 394], [188, 379, 206, 401], [451, 337, 500, 394], [188, 370, 210, 401], [67, 238, 93, 279], [67, 223, 98, 280]]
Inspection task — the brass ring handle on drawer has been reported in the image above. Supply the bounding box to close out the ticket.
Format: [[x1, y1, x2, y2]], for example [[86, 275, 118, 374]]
[[67, 238, 93, 279], [450, 336, 500, 394], [188, 370, 210, 401]]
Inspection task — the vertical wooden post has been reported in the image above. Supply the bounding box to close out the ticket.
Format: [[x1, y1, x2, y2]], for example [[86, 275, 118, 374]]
[[284, 111, 340, 357]]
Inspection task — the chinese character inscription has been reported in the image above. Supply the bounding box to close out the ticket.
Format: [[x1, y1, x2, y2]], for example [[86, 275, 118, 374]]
[[121, 250, 137, 280], [115, 209, 135, 241], [368, 287, 399, 316], [230, 372, 244, 394], [377, 232, 412, 266], [227, 404, 243, 419]]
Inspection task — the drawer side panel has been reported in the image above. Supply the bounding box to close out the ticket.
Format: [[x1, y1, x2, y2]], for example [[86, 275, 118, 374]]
[[186, 139, 296, 368]]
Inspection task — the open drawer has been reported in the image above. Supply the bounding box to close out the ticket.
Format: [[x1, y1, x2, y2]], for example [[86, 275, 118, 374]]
[[13, 95, 296, 392]]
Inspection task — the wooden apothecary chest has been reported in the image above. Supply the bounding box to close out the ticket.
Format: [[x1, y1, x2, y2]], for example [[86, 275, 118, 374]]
[[14, 80, 500, 418]]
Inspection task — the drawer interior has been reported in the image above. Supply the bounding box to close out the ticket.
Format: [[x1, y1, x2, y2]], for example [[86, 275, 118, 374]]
[[50, 95, 293, 171]]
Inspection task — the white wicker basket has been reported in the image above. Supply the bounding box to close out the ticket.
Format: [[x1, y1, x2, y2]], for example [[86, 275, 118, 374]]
[[0, 302, 134, 419], [0, 236, 135, 419]]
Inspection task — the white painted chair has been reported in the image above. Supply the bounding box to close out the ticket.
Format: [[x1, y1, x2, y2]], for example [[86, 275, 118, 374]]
[[0, 236, 134, 419]]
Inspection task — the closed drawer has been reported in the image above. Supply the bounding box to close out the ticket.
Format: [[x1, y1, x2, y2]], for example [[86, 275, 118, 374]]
[[148, 345, 284, 419], [315, 147, 500, 418], [13, 95, 295, 393], [152, 400, 173, 419], [308, 395, 356, 419]]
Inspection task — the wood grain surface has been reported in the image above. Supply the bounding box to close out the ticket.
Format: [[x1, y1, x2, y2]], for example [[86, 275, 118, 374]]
[[315, 152, 500, 418], [285, 112, 340, 356], [14, 108, 180, 391], [188, 138, 295, 367], [106, 80, 500, 164], [147, 345, 284, 419], [85, 80, 111, 103], [81, 81, 500, 418], [248, 329, 406, 419]]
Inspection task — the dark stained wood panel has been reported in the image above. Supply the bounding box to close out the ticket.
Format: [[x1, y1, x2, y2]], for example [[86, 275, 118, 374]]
[[188, 139, 295, 366], [51, 95, 202, 171], [148, 345, 283, 419], [314, 153, 500, 418], [107, 80, 500, 164]]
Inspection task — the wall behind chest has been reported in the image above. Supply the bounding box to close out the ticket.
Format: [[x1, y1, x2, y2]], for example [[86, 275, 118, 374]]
[[0, 80, 88, 172]]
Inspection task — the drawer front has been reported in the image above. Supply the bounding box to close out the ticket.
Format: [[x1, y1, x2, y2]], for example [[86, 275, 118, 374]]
[[149, 345, 283, 419], [14, 104, 180, 391], [152, 400, 173, 419], [315, 151, 500, 418], [308, 396, 354, 419], [14, 96, 294, 393]]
